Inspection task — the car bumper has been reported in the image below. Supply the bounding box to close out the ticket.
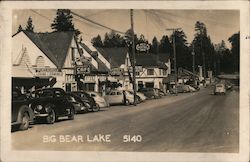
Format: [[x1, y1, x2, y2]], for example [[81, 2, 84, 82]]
[[96, 102, 110, 108]]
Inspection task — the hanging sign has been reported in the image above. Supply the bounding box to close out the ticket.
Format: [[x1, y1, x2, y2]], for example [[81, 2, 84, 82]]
[[136, 43, 150, 52], [34, 68, 63, 77], [76, 66, 90, 74], [110, 68, 124, 75]]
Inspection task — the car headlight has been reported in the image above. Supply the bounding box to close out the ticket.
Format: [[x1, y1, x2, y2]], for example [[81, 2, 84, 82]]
[[34, 104, 43, 113]]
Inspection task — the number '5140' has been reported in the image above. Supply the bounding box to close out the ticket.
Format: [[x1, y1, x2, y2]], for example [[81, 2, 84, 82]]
[[123, 135, 142, 143]]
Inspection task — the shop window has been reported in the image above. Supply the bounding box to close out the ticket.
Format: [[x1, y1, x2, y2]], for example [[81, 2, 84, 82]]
[[54, 90, 63, 97], [145, 82, 154, 88], [159, 69, 163, 75], [36, 56, 45, 67], [147, 69, 154, 75], [163, 69, 167, 75]]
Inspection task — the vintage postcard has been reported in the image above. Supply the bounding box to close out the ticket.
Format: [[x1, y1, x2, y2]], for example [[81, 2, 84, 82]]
[[0, 1, 249, 162]]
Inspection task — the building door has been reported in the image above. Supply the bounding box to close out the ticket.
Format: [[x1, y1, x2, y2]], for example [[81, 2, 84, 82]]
[[138, 81, 144, 89], [82, 83, 95, 91], [88, 83, 95, 91], [65, 83, 71, 92], [145, 82, 154, 88]]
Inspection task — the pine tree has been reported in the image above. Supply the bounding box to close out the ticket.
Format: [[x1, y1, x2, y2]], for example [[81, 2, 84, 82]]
[[17, 25, 23, 33], [150, 36, 159, 54], [25, 17, 34, 32], [51, 9, 80, 36], [91, 35, 103, 47]]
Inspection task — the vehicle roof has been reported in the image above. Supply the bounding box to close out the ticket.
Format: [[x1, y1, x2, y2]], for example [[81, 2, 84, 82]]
[[32, 87, 64, 92]]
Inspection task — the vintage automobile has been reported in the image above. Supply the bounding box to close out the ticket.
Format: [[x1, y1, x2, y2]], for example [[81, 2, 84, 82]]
[[66, 93, 90, 113], [170, 85, 191, 93], [87, 91, 110, 108], [154, 88, 167, 96], [70, 91, 100, 112], [127, 90, 147, 102], [12, 88, 34, 131], [29, 88, 75, 124], [138, 88, 161, 99], [105, 90, 135, 105], [187, 85, 197, 92], [214, 83, 226, 95]]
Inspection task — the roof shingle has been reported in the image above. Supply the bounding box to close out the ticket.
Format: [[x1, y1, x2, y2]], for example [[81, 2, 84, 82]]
[[23, 31, 74, 69]]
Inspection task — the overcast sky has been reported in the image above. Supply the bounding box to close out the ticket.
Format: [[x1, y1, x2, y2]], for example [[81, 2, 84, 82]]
[[12, 9, 239, 47]]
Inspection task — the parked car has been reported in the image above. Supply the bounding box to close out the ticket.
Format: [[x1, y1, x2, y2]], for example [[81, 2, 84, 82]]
[[187, 85, 196, 92], [214, 83, 226, 95], [170, 85, 191, 93], [12, 88, 34, 131], [29, 88, 75, 124], [155, 88, 167, 96], [71, 91, 100, 112], [105, 90, 134, 105], [138, 88, 161, 99], [87, 92, 109, 108], [66, 93, 89, 113], [127, 90, 147, 103]]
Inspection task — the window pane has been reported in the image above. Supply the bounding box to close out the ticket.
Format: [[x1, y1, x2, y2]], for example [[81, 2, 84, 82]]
[[147, 69, 154, 75]]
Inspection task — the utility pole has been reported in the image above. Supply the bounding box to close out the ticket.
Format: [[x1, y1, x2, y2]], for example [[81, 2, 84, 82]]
[[130, 9, 137, 105], [166, 28, 181, 95], [191, 43, 196, 84], [201, 36, 206, 79]]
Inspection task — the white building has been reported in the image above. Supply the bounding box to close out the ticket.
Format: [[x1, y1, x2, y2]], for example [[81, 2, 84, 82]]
[[12, 30, 83, 92]]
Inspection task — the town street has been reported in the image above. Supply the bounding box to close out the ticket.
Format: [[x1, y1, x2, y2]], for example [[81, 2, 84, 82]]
[[11, 87, 239, 153]]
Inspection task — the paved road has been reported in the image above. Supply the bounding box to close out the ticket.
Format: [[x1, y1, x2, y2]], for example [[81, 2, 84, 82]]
[[12, 87, 239, 152]]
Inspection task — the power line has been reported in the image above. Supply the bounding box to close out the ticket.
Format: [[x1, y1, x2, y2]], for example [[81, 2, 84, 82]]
[[30, 9, 52, 21], [71, 11, 126, 35]]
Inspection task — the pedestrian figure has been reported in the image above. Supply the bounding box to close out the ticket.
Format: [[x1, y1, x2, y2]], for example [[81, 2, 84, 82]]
[[122, 90, 127, 105]]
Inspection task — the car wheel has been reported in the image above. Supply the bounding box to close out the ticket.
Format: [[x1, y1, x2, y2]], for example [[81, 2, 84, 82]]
[[136, 97, 141, 103], [68, 108, 75, 120], [46, 109, 56, 124], [84, 103, 91, 112], [19, 112, 29, 130], [124, 99, 130, 106], [92, 105, 100, 112]]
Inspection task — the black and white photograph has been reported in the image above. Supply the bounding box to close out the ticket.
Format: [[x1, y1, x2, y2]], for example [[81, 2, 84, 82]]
[[0, 1, 249, 162]]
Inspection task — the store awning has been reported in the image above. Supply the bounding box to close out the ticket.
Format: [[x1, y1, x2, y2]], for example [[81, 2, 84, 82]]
[[12, 77, 56, 89]]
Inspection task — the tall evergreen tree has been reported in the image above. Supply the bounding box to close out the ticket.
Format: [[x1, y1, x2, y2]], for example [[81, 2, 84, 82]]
[[25, 17, 34, 32], [17, 25, 23, 33], [91, 34, 103, 47], [150, 36, 159, 54], [170, 30, 191, 70], [228, 32, 240, 72], [101, 31, 125, 47], [159, 35, 172, 54], [51, 9, 80, 36], [192, 21, 216, 76]]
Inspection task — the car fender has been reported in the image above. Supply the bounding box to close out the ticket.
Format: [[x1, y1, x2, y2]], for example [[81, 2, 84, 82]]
[[17, 105, 34, 123]]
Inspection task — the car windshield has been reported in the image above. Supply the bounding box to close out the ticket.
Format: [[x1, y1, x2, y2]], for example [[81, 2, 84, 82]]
[[35, 90, 53, 98]]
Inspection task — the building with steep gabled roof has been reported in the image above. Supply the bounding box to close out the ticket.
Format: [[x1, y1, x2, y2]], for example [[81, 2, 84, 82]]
[[12, 30, 83, 92]]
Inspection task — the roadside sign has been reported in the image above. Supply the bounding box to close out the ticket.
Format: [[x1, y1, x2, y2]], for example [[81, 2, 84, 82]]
[[76, 66, 90, 74], [110, 68, 124, 75], [34, 68, 63, 77], [136, 43, 150, 52], [75, 56, 92, 64]]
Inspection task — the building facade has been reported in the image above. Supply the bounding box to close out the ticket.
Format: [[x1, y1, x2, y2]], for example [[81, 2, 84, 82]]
[[12, 30, 83, 92]]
